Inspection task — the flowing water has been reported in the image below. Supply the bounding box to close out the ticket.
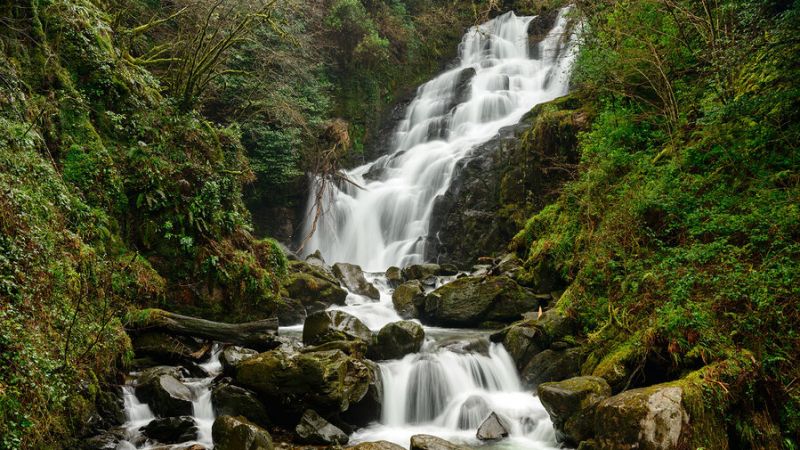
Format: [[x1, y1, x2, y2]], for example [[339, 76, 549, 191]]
[[119, 7, 577, 449], [302, 8, 578, 272], [295, 6, 579, 449]]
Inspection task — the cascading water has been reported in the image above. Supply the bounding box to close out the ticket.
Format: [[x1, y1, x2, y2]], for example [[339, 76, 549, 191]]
[[302, 7, 578, 271]]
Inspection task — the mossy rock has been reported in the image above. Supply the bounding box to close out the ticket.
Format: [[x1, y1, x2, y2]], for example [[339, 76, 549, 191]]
[[369, 320, 425, 360], [212, 382, 271, 429], [234, 348, 373, 417], [422, 275, 533, 327], [283, 260, 347, 308], [402, 264, 441, 281]]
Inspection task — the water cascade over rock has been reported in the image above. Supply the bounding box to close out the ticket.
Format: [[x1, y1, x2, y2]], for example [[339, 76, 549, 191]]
[[302, 8, 578, 271]]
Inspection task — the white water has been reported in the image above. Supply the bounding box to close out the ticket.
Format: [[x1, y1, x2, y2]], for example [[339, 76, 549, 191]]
[[302, 8, 578, 272], [119, 346, 223, 449]]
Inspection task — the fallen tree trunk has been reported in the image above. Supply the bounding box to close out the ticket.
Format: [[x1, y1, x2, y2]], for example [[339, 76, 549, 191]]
[[127, 309, 279, 351]]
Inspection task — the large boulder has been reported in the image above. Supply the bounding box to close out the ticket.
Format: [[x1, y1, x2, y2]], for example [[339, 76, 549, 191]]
[[385, 266, 404, 287], [135, 367, 194, 417], [591, 380, 727, 450], [391, 281, 425, 319], [410, 434, 472, 450], [303, 310, 372, 346], [234, 348, 373, 418], [283, 260, 347, 309], [369, 321, 425, 360], [220, 346, 259, 374], [140, 416, 197, 444], [212, 416, 273, 450], [295, 409, 349, 445], [476, 412, 510, 441], [422, 275, 532, 327], [537, 376, 611, 445], [333, 263, 380, 299], [212, 382, 271, 429]]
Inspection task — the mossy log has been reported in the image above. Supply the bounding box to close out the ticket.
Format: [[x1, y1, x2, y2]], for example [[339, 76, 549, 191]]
[[127, 309, 279, 350]]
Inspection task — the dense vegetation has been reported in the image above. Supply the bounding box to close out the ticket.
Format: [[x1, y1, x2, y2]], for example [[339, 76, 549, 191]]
[[514, 0, 799, 446]]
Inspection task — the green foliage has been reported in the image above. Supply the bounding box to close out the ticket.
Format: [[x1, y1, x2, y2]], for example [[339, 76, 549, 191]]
[[516, 0, 800, 443]]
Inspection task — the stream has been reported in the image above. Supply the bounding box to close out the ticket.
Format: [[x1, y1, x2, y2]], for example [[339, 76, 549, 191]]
[[118, 6, 577, 449]]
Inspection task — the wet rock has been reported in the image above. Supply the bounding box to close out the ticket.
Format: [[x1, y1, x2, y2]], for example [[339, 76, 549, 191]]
[[347, 441, 405, 450], [305, 250, 329, 269], [295, 409, 349, 445], [212, 415, 273, 450], [95, 386, 126, 429], [333, 263, 380, 299], [303, 310, 372, 346], [491, 309, 579, 371], [402, 264, 441, 282], [212, 382, 271, 429], [234, 348, 373, 418], [437, 263, 460, 276], [276, 297, 306, 326], [341, 359, 383, 426], [83, 428, 128, 450], [135, 367, 194, 417], [283, 260, 347, 309], [476, 411, 511, 441], [140, 416, 197, 444], [369, 320, 425, 360], [391, 280, 424, 319], [538, 376, 611, 445], [522, 347, 584, 389], [410, 434, 472, 450], [422, 275, 532, 327], [385, 266, 404, 287], [220, 346, 259, 374]]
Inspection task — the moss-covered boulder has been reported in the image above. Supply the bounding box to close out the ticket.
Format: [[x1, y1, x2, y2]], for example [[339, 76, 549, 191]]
[[422, 275, 533, 327], [303, 310, 373, 346], [212, 415, 273, 450], [522, 347, 584, 389], [333, 262, 380, 299], [392, 280, 425, 319], [283, 260, 347, 309], [538, 376, 611, 445], [369, 321, 425, 360], [234, 348, 373, 418], [220, 346, 259, 375], [385, 266, 404, 287]]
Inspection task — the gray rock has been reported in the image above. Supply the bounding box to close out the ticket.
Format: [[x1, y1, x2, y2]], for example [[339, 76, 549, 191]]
[[522, 347, 584, 389], [422, 275, 532, 327], [212, 382, 271, 429], [333, 263, 380, 299], [295, 409, 349, 445], [140, 416, 197, 444], [135, 367, 194, 417], [369, 321, 425, 360], [476, 411, 510, 441], [410, 434, 472, 450], [220, 346, 259, 374], [302, 310, 372, 346], [212, 415, 273, 450]]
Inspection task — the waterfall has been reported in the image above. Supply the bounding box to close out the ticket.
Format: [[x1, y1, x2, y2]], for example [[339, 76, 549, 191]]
[[301, 8, 578, 271]]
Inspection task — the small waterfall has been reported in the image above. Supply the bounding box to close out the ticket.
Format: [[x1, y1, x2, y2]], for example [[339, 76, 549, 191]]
[[352, 342, 559, 448], [122, 385, 155, 437], [301, 7, 578, 271]]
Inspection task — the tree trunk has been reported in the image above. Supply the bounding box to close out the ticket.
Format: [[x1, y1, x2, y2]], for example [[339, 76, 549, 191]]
[[127, 309, 279, 351]]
